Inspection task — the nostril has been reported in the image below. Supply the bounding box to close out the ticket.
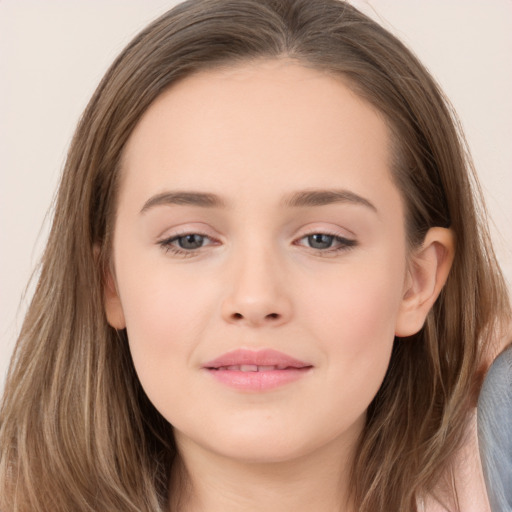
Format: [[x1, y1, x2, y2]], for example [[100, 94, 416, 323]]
[[230, 312, 280, 321]]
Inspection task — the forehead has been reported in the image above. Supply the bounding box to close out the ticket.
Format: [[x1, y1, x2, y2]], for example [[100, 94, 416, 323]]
[[119, 58, 396, 211]]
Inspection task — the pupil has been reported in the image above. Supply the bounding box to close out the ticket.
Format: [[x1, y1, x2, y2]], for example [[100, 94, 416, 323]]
[[179, 234, 204, 249], [308, 234, 333, 249]]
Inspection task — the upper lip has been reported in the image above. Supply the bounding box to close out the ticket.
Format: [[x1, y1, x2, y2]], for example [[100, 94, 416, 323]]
[[203, 349, 311, 369]]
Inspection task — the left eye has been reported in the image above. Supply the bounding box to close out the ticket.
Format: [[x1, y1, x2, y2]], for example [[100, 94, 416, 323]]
[[305, 234, 336, 249], [297, 233, 356, 251], [173, 234, 207, 250]]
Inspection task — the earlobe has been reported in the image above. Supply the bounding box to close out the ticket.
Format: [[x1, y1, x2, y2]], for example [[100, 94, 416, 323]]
[[395, 227, 455, 337]]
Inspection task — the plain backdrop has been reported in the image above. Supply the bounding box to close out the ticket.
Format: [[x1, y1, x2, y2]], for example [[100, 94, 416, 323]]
[[1, 0, 511, 393]]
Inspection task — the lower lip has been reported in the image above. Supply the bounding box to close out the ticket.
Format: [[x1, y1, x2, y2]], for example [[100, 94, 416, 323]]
[[205, 368, 311, 391]]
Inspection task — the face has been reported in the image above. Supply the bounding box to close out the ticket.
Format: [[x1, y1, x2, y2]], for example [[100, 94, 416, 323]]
[[106, 59, 412, 464]]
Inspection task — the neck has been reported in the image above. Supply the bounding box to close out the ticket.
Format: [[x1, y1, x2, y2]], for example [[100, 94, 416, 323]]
[[169, 431, 359, 512]]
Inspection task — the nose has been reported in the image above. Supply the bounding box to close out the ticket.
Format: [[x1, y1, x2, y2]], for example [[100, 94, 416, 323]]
[[220, 244, 293, 328]]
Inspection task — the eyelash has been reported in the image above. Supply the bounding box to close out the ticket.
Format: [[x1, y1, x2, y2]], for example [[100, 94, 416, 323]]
[[158, 231, 357, 258], [158, 232, 218, 258], [296, 233, 357, 255]]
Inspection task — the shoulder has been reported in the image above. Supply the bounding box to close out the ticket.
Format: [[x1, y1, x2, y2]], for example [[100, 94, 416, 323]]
[[421, 410, 491, 512], [479, 344, 512, 401], [477, 344, 512, 511], [422, 342, 512, 512]]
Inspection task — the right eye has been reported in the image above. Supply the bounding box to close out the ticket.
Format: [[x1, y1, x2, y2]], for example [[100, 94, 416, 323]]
[[158, 232, 217, 256]]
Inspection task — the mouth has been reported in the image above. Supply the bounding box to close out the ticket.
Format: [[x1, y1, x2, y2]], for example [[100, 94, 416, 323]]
[[210, 364, 302, 372], [202, 349, 313, 391]]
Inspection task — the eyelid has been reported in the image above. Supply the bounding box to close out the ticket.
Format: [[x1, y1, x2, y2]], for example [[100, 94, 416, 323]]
[[293, 223, 356, 241], [294, 232, 356, 247], [292, 225, 358, 255], [155, 222, 219, 240], [157, 226, 222, 257], [159, 231, 219, 245]]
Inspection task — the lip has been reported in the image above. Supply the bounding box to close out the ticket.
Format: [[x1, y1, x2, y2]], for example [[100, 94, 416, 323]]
[[202, 349, 313, 391]]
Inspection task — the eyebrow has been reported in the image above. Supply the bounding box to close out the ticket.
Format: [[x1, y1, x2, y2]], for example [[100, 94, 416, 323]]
[[140, 188, 377, 214], [140, 191, 227, 213], [281, 189, 377, 212]]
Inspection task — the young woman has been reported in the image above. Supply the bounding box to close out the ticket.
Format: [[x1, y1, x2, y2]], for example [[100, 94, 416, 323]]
[[1, 1, 510, 510]]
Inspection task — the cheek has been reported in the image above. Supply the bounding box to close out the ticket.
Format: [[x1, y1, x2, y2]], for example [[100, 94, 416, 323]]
[[115, 263, 215, 378], [116, 269, 219, 425], [305, 257, 405, 342], [299, 256, 405, 401]]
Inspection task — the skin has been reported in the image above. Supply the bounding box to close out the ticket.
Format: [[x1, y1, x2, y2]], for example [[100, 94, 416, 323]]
[[104, 59, 454, 511]]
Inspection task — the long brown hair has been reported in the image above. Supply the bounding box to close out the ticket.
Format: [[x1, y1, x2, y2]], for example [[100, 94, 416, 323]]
[[1, 1, 510, 510]]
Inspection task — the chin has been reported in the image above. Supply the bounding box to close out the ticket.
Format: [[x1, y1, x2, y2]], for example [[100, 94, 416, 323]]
[[183, 421, 343, 466], [214, 439, 313, 465]]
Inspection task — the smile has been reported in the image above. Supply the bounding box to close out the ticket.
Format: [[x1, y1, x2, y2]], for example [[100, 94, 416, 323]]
[[212, 364, 298, 372], [203, 349, 313, 391]]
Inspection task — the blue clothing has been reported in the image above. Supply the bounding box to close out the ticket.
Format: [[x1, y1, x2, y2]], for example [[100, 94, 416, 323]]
[[477, 346, 512, 512]]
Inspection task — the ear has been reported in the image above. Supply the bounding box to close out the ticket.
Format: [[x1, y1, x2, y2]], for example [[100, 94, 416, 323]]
[[94, 244, 126, 330], [395, 227, 455, 337], [104, 267, 126, 330]]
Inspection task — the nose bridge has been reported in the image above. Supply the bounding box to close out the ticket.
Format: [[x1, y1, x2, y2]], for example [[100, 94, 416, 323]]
[[221, 231, 292, 327]]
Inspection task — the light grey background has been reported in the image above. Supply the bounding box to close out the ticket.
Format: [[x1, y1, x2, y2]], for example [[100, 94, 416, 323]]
[[1, 0, 511, 392]]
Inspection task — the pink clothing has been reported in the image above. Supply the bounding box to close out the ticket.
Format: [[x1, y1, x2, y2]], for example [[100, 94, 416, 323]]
[[421, 411, 490, 512]]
